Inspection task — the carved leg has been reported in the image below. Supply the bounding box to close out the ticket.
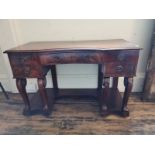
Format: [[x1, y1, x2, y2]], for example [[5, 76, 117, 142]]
[[121, 77, 133, 117], [100, 77, 110, 116], [38, 77, 51, 116], [51, 65, 58, 98], [16, 78, 31, 116]]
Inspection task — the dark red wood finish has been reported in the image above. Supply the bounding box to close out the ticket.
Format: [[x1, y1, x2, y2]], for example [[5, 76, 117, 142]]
[[4, 40, 140, 117]]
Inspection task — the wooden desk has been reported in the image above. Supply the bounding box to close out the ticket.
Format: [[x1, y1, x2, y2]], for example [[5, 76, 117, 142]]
[[4, 39, 140, 117]]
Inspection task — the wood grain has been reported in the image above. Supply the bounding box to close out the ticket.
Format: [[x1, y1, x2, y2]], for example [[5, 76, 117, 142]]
[[0, 92, 155, 135], [4, 39, 140, 53]]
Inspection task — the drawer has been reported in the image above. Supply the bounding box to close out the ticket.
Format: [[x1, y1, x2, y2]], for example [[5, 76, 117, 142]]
[[8, 54, 46, 78], [102, 50, 139, 63], [9, 53, 36, 64], [40, 51, 103, 64], [103, 62, 136, 77], [40, 50, 139, 65]]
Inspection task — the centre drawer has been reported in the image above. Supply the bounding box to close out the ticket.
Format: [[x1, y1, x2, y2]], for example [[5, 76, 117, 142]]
[[40, 50, 139, 65], [40, 52, 103, 64]]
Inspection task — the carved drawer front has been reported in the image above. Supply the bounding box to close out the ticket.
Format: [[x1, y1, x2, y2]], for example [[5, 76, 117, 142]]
[[8, 54, 44, 78], [104, 62, 136, 77]]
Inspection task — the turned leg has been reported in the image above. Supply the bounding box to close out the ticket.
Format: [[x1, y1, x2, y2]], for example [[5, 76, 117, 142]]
[[16, 78, 31, 116], [100, 77, 110, 116], [38, 77, 51, 116], [121, 77, 133, 117], [51, 65, 58, 98]]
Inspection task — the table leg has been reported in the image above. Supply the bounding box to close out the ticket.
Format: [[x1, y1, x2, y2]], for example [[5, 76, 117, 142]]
[[51, 65, 58, 98], [97, 64, 104, 114], [121, 77, 133, 117], [100, 77, 110, 116], [113, 77, 118, 89], [38, 77, 51, 116], [98, 64, 103, 90], [16, 78, 31, 116]]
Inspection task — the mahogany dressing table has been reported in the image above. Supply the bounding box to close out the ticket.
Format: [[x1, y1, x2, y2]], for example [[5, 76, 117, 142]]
[[4, 39, 140, 117]]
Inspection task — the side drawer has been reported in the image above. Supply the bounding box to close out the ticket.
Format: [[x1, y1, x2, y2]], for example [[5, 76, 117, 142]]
[[103, 62, 137, 77], [8, 53, 46, 78]]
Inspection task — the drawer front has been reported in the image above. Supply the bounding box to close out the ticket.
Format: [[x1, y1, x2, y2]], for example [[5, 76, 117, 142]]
[[102, 50, 139, 63], [8, 54, 46, 78], [40, 50, 139, 65], [104, 62, 137, 77], [40, 51, 103, 64]]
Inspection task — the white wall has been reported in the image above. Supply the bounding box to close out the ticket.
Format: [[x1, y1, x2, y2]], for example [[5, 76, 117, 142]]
[[0, 20, 19, 92], [0, 19, 154, 92]]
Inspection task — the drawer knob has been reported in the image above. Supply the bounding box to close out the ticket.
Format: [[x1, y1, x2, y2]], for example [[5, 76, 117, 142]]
[[116, 65, 123, 72]]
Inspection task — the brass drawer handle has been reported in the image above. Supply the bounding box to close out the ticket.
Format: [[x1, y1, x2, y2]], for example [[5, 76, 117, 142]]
[[116, 65, 123, 72]]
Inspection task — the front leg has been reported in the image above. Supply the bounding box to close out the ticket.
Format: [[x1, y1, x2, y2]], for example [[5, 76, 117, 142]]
[[121, 77, 133, 117], [37, 77, 51, 116], [16, 78, 31, 116]]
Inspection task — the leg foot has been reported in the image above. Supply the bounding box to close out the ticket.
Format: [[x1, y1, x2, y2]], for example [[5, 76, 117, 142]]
[[23, 106, 31, 116], [100, 104, 109, 116], [121, 107, 129, 117], [42, 105, 51, 116]]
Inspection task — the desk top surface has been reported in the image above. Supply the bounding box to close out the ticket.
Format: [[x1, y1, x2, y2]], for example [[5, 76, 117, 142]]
[[4, 39, 140, 53]]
